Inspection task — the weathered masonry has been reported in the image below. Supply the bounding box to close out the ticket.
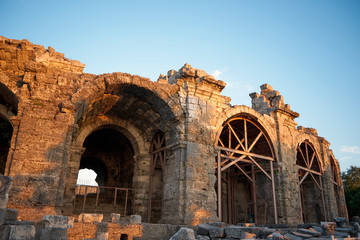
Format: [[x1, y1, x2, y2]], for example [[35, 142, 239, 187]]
[[0, 36, 347, 226]]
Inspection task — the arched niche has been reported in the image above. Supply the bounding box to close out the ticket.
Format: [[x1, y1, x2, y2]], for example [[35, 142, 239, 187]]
[[296, 141, 326, 222], [215, 114, 278, 224]]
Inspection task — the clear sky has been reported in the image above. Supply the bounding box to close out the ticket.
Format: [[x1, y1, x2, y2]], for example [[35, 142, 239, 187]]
[[1, 0, 359, 172]]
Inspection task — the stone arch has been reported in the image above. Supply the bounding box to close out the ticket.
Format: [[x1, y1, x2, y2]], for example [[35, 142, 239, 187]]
[[214, 110, 278, 224], [296, 140, 326, 223], [295, 137, 323, 172], [63, 116, 150, 216], [75, 117, 148, 156], [71, 73, 183, 131], [214, 105, 277, 156]]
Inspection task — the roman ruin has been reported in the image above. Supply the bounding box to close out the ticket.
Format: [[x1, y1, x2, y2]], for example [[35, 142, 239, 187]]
[[0, 36, 350, 239]]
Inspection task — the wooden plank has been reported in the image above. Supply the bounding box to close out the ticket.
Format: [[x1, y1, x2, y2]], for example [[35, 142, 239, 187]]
[[248, 132, 262, 152], [248, 156, 272, 180], [227, 123, 246, 151], [244, 119, 248, 151], [270, 161, 278, 224], [216, 146, 275, 161], [221, 155, 247, 172], [234, 162, 253, 182], [217, 151, 222, 221], [298, 165, 321, 175]]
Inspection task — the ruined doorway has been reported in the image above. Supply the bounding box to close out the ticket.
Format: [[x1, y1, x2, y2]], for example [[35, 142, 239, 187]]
[[74, 126, 135, 216], [148, 131, 166, 223], [296, 141, 326, 223], [0, 115, 13, 175], [215, 116, 277, 224]]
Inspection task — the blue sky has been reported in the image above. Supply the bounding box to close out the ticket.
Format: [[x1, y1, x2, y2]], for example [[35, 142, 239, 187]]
[[1, 0, 359, 171]]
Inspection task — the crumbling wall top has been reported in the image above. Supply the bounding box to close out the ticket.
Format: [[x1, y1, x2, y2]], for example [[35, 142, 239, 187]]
[[249, 83, 299, 119], [158, 63, 226, 92], [0, 36, 85, 74]]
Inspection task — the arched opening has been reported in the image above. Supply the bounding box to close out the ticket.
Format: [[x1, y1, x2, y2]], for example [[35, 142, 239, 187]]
[[120, 234, 128, 240], [0, 115, 13, 175], [296, 141, 326, 223], [74, 126, 135, 216], [215, 116, 277, 224], [148, 131, 166, 223], [330, 155, 342, 216]]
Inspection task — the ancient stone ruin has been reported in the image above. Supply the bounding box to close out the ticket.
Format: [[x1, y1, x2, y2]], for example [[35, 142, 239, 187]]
[[0, 36, 354, 239]]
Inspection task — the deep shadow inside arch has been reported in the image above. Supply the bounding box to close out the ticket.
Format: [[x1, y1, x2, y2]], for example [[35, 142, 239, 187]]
[[74, 127, 135, 216], [0, 115, 13, 175]]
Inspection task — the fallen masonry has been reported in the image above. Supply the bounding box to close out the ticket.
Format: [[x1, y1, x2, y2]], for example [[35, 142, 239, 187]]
[[190, 221, 360, 240], [0, 36, 351, 239]]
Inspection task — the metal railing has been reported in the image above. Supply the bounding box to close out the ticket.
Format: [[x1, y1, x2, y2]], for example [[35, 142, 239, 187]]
[[75, 185, 132, 216]]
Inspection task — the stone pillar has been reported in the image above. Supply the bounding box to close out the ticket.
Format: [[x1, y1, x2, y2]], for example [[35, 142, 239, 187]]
[[0, 174, 12, 209], [161, 142, 186, 225], [132, 153, 151, 218], [273, 111, 302, 224], [62, 146, 85, 216]]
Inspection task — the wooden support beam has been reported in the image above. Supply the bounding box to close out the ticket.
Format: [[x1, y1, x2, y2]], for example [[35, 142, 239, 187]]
[[248, 132, 262, 152], [227, 123, 246, 151], [298, 165, 321, 176], [217, 150, 222, 221], [216, 146, 275, 161], [270, 161, 278, 224], [252, 164, 257, 225], [248, 156, 272, 180]]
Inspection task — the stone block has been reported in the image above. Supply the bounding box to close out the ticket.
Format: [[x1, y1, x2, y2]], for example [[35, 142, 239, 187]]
[[321, 222, 336, 235], [297, 228, 321, 237], [130, 215, 141, 224], [311, 226, 324, 234], [195, 235, 210, 240], [0, 175, 12, 209], [96, 232, 108, 240], [272, 232, 285, 240], [169, 227, 196, 240], [335, 227, 352, 233], [291, 231, 313, 239], [209, 227, 224, 238], [284, 233, 303, 240], [241, 231, 256, 239], [0, 224, 35, 240], [197, 224, 216, 235], [352, 216, 360, 223], [224, 226, 242, 238], [0, 208, 18, 224], [42, 215, 74, 228], [78, 213, 103, 223], [110, 213, 121, 223], [258, 227, 276, 239], [265, 90, 280, 99], [334, 217, 348, 228], [334, 231, 350, 238], [39, 228, 67, 240]]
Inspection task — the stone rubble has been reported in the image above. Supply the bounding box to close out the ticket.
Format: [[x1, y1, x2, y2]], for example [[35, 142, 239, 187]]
[[190, 221, 360, 240]]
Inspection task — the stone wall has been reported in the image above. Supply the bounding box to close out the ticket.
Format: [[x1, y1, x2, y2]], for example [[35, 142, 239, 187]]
[[0, 36, 347, 226]]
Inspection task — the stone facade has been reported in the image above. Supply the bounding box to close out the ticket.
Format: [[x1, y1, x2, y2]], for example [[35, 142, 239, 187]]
[[0, 36, 347, 226]]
